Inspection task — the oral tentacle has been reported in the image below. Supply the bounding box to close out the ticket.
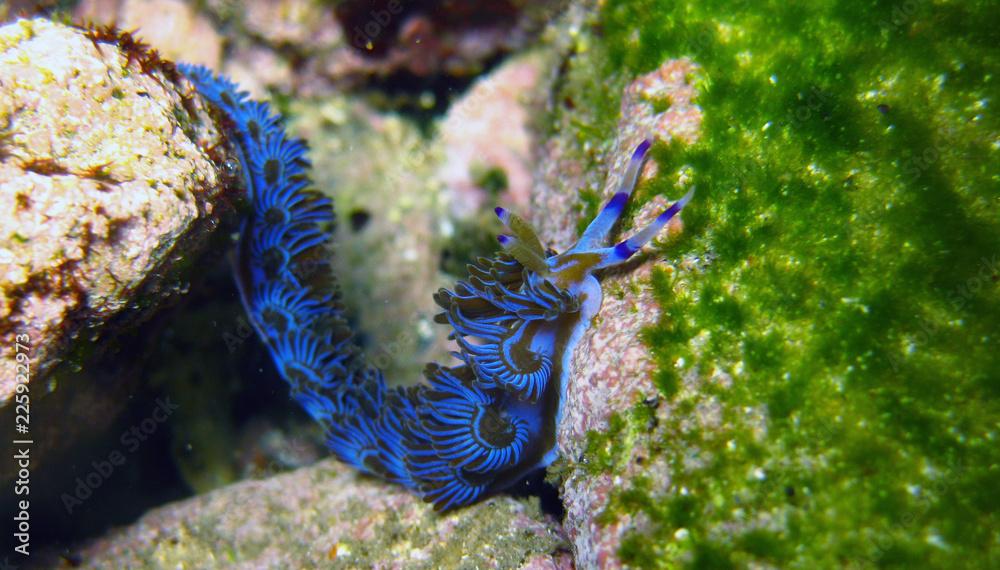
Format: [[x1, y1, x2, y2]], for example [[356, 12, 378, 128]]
[[495, 207, 548, 262], [496, 234, 550, 274]]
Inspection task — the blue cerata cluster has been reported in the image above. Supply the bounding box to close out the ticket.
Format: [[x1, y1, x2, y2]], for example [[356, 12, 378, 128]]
[[179, 64, 693, 511]]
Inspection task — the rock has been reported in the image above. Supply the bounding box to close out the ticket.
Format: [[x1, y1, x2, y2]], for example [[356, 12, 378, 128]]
[[74, 0, 223, 69], [539, 1, 1000, 568], [70, 460, 569, 569], [0, 18, 239, 474], [207, 0, 565, 97], [533, 54, 704, 569], [438, 50, 552, 219]]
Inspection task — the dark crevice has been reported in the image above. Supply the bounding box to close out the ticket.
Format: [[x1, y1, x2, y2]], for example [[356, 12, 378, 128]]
[[334, 0, 521, 57], [19, 241, 308, 564], [348, 208, 372, 233], [507, 468, 567, 523], [354, 51, 509, 129]]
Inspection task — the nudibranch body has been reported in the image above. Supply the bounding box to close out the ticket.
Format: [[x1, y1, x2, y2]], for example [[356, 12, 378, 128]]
[[179, 64, 693, 511]]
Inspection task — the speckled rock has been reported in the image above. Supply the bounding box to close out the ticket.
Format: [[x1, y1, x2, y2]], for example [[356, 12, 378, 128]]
[[533, 56, 703, 569], [0, 17, 239, 474], [71, 459, 568, 569], [438, 50, 551, 219]]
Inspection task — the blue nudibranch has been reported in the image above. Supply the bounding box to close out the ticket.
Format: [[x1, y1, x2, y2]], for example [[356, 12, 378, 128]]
[[179, 64, 693, 511]]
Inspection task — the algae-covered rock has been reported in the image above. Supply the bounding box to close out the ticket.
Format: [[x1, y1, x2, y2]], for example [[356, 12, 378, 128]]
[[540, 1, 1000, 568], [0, 17, 239, 474], [74, 459, 568, 569], [0, 17, 239, 398]]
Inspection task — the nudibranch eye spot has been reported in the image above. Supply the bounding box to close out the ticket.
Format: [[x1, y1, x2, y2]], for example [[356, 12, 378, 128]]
[[179, 63, 693, 511]]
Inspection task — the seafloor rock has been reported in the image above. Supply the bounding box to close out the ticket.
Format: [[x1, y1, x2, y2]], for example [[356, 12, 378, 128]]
[[0, 17, 239, 471], [73, 459, 570, 570]]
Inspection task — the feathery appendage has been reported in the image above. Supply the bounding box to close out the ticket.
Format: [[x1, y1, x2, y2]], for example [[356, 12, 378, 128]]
[[181, 64, 692, 510]]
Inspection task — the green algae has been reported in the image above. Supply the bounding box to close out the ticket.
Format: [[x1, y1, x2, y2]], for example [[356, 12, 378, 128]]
[[440, 211, 505, 278], [472, 164, 511, 197], [555, 0, 1000, 567]]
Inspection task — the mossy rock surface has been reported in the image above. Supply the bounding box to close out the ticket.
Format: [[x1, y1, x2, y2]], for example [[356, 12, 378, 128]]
[[75, 460, 567, 570], [546, 1, 999, 568]]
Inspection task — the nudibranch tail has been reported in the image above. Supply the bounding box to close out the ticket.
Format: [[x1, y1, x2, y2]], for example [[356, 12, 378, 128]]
[[183, 61, 692, 512]]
